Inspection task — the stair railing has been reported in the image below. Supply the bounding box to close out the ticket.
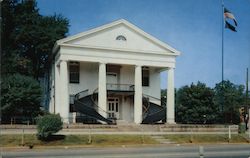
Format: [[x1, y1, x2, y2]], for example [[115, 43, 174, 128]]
[[142, 96, 150, 118], [106, 83, 135, 91], [91, 88, 116, 123], [74, 89, 89, 101], [74, 89, 98, 115], [142, 94, 162, 115], [143, 94, 165, 107], [142, 94, 167, 121], [74, 99, 96, 110]]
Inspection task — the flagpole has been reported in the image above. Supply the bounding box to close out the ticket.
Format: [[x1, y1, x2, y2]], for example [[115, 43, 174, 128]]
[[222, 0, 224, 83], [221, 0, 238, 123], [221, 0, 225, 122]]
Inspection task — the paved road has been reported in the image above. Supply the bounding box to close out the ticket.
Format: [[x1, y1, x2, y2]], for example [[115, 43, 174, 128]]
[[2, 144, 250, 158]]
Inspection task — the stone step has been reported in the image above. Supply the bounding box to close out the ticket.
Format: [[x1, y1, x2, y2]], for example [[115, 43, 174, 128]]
[[116, 120, 135, 125]]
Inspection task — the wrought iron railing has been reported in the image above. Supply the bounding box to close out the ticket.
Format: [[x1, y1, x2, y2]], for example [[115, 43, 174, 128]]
[[91, 88, 107, 113], [91, 88, 116, 123], [143, 94, 163, 107], [74, 89, 89, 101], [142, 94, 166, 119], [106, 83, 134, 91]]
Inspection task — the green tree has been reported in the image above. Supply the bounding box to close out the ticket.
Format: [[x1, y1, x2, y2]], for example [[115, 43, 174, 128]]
[[0, 74, 42, 123], [36, 114, 63, 140], [1, 0, 69, 122], [176, 82, 219, 124], [1, 0, 69, 78], [214, 80, 245, 124]]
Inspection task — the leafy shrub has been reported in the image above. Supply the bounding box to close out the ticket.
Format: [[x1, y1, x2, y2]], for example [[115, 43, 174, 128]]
[[0, 73, 42, 123], [239, 123, 246, 134], [214, 80, 244, 124], [176, 82, 219, 124], [36, 114, 63, 140]]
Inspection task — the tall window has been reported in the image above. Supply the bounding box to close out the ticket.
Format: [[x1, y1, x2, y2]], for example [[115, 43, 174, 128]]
[[142, 67, 149, 86], [69, 62, 79, 83]]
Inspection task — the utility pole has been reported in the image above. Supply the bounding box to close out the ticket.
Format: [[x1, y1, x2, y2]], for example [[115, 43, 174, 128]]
[[246, 68, 249, 107], [246, 68, 249, 131]]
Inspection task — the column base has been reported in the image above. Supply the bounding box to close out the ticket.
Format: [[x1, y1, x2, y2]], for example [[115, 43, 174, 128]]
[[166, 119, 176, 124], [62, 117, 69, 124], [134, 120, 142, 124]]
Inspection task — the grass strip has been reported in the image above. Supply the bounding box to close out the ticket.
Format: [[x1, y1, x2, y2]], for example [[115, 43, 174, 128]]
[[0, 134, 157, 147], [164, 134, 249, 143], [1, 134, 249, 148]]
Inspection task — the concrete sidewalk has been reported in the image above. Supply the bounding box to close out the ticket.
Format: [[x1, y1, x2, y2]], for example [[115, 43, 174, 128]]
[[0, 128, 238, 135], [0, 124, 239, 135]]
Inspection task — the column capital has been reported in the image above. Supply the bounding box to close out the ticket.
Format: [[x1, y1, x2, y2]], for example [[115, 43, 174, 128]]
[[166, 67, 175, 70], [61, 59, 69, 62], [135, 64, 142, 68], [99, 62, 107, 65], [56, 59, 68, 66]]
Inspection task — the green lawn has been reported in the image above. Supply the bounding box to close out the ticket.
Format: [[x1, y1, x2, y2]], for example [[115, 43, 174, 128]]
[[0, 134, 158, 147], [164, 134, 249, 143], [1, 134, 249, 148]]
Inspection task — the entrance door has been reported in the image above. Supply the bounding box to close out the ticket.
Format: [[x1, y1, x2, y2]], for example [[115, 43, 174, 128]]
[[107, 98, 119, 119]]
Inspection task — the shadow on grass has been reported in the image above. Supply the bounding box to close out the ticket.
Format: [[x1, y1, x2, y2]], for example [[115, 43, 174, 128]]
[[40, 135, 65, 142]]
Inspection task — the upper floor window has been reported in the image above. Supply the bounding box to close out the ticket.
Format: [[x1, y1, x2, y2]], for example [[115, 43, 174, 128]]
[[142, 67, 149, 87], [69, 62, 79, 83], [116, 35, 126, 41]]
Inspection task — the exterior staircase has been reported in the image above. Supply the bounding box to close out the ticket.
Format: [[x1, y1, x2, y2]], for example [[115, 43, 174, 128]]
[[73, 88, 166, 124], [73, 89, 115, 124], [142, 95, 166, 124]]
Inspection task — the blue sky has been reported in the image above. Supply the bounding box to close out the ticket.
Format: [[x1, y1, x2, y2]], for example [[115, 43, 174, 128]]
[[37, 0, 250, 89]]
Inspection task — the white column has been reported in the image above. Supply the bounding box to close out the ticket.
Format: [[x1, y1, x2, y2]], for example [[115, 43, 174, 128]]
[[49, 62, 55, 114], [60, 60, 69, 123], [167, 68, 175, 124], [54, 63, 60, 114], [98, 62, 107, 118], [134, 65, 142, 124]]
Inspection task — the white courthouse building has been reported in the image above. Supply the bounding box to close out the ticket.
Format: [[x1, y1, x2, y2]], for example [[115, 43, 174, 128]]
[[48, 19, 180, 124]]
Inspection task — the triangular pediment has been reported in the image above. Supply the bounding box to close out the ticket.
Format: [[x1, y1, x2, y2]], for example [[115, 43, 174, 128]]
[[56, 19, 180, 55]]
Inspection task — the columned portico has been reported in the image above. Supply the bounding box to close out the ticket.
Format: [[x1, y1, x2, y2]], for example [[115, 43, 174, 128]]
[[134, 65, 142, 124], [167, 68, 175, 124], [98, 62, 107, 118], [50, 19, 181, 125], [60, 60, 69, 123]]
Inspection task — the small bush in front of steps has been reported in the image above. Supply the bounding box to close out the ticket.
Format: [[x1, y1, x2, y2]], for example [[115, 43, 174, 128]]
[[36, 114, 63, 141]]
